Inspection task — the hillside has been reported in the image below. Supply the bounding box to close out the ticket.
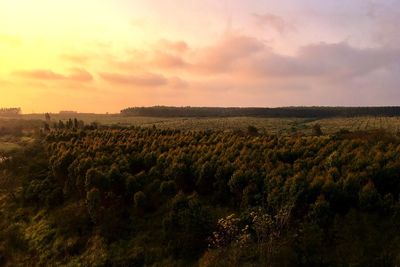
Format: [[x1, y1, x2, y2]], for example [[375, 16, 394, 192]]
[[1, 126, 400, 266]]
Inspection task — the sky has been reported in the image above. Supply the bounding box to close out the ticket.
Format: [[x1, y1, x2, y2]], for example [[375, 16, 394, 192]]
[[0, 0, 400, 113]]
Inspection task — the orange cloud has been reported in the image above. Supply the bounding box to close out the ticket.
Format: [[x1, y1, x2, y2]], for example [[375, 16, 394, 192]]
[[100, 72, 168, 87], [157, 39, 189, 53], [13, 69, 93, 82], [14, 70, 65, 80], [151, 52, 187, 69], [169, 77, 189, 89], [68, 68, 94, 82], [61, 53, 92, 64]]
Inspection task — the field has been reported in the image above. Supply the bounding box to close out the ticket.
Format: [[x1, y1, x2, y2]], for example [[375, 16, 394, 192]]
[[4, 114, 400, 135]]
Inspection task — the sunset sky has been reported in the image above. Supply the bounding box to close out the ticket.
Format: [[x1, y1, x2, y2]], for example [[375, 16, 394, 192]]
[[1, 0, 399, 113]]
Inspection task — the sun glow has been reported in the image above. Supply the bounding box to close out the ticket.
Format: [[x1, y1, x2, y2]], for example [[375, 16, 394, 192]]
[[0, 0, 398, 112]]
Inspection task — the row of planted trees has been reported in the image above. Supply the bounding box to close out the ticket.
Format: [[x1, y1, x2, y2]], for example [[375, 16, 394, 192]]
[[2, 127, 400, 266]]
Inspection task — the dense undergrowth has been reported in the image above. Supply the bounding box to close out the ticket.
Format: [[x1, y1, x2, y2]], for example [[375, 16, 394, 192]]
[[1, 127, 400, 266]]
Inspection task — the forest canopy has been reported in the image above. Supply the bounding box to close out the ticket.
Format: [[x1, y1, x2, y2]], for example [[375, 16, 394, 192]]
[[1, 125, 400, 266]]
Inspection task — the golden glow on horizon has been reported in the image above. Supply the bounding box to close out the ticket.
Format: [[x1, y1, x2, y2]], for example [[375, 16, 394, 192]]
[[0, 0, 398, 112], [0, 0, 162, 112], [0, 0, 159, 71]]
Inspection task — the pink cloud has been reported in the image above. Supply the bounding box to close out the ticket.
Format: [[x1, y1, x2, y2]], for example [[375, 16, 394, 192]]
[[252, 13, 296, 34], [193, 34, 265, 73]]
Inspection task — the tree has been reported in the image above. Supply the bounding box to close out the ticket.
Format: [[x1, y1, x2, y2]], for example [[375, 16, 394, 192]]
[[45, 113, 51, 122], [196, 162, 214, 195], [43, 122, 50, 132], [359, 181, 381, 211], [58, 120, 65, 129], [247, 125, 259, 135], [0, 169, 19, 202], [73, 118, 79, 129], [312, 124, 323, 136], [134, 191, 146, 210], [163, 193, 212, 258], [86, 188, 101, 223]]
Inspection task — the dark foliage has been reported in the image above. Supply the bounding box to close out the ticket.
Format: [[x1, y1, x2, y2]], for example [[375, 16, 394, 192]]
[[1, 127, 400, 266], [121, 105, 400, 118]]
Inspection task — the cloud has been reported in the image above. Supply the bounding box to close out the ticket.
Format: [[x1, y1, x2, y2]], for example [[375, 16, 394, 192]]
[[143, 32, 399, 106], [15, 33, 395, 109], [237, 41, 400, 80], [156, 39, 189, 53], [163, 33, 399, 83], [151, 52, 187, 69], [109, 46, 188, 71], [100, 72, 168, 87], [297, 42, 399, 78], [14, 70, 66, 80], [109, 34, 399, 93], [366, 1, 381, 19], [252, 13, 296, 34], [68, 68, 94, 82], [365, 1, 400, 46], [169, 77, 189, 89], [192, 34, 265, 73], [13, 69, 93, 82], [61, 53, 92, 64]]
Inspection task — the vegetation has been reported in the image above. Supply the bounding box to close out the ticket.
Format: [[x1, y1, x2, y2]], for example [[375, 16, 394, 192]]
[[9, 114, 400, 136], [121, 106, 400, 118], [0, 142, 20, 153], [0, 108, 21, 116], [1, 121, 400, 266]]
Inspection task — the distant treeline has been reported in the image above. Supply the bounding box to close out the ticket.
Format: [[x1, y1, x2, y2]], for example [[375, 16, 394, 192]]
[[0, 108, 21, 116], [121, 106, 400, 118]]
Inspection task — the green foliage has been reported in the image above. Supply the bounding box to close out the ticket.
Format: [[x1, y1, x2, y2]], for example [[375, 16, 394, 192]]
[[85, 168, 107, 191], [159, 180, 177, 196], [134, 191, 146, 210], [86, 188, 101, 223], [163, 193, 212, 259], [247, 125, 259, 135], [2, 126, 400, 266], [312, 123, 323, 136]]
